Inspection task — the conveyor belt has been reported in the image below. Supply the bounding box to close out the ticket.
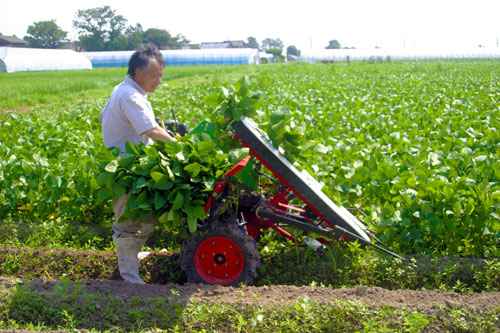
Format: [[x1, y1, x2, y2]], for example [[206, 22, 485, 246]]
[[234, 117, 370, 242]]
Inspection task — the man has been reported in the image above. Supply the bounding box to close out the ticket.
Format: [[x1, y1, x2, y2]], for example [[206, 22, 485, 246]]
[[99, 44, 175, 284]]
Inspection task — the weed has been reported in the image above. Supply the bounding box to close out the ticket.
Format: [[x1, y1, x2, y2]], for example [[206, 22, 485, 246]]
[[402, 312, 431, 333]]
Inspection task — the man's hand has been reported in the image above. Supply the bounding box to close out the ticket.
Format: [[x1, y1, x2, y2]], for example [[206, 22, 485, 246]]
[[144, 126, 176, 142]]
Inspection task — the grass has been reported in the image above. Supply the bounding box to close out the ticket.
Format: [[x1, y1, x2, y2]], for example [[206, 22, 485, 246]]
[[0, 64, 257, 111], [0, 68, 123, 110], [0, 280, 498, 332]]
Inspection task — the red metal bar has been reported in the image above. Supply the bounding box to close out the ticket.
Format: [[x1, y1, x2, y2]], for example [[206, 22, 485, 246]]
[[266, 222, 298, 243], [204, 155, 251, 212], [243, 211, 298, 244], [241, 142, 336, 231], [269, 188, 290, 206], [225, 155, 251, 177], [278, 202, 306, 213]]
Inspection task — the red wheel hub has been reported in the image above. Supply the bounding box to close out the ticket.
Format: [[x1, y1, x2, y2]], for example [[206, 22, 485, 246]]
[[194, 236, 245, 285]]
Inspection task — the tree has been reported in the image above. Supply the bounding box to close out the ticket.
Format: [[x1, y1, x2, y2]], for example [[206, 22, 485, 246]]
[[72, 6, 128, 51], [143, 28, 171, 49], [142, 28, 188, 49], [326, 39, 341, 49], [265, 48, 285, 62], [262, 38, 284, 51], [245, 36, 260, 50], [286, 45, 301, 61], [125, 23, 144, 50], [106, 13, 128, 50], [172, 34, 190, 49], [24, 20, 68, 48]]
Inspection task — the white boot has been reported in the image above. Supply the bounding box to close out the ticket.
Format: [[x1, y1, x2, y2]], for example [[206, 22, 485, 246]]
[[135, 237, 151, 260], [113, 236, 146, 284]]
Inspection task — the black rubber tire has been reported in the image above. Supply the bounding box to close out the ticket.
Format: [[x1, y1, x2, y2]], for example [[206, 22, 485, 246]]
[[181, 222, 260, 286]]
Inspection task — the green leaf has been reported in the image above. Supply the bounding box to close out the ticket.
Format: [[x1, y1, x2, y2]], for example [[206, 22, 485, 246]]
[[357, 132, 365, 143], [158, 211, 169, 224], [139, 209, 150, 222], [104, 160, 119, 173], [118, 175, 134, 188], [228, 148, 249, 164], [167, 187, 180, 201], [421, 203, 432, 217], [237, 79, 248, 97], [187, 216, 197, 233], [112, 182, 127, 198], [131, 163, 155, 177], [125, 141, 140, 155], [193, 205, 207, 220], [443, 186, 454, 200], [221, 86, 229, 99], [171, 164, 185, 178], [172, 210, 183, 227], [161, 141, 181, 155], [475, 155, 488, 162], [172, 192, 184, 210], [175, 151, 185, 161], [96, 149, 117, 163], [97, 188, 112, 203], [155, 181, 173, 191], [215, 170, 225, 179], [136, 176, 149, 188], [117, 153, 136, 167], [135, 190, 149, 205], [197, 141, 217, 155], [491, 191, 500, 201], [151, 171, 169, 183], [97, 171, 114, 187], [270, 107, 289, 124], [231, 107, 242, 121], [269, 120, 286, 142], [461, 147, 473, 155], [154, 191, 167, 210], [52, 175, 62, 188], [165, 164, 175, 180], [238, 97, 252, 112], [184, 163, 202, 178], [314, 144, 330, 154]]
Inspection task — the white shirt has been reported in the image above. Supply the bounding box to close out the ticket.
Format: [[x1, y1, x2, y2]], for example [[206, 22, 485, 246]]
[[100, 76, 159, 152]]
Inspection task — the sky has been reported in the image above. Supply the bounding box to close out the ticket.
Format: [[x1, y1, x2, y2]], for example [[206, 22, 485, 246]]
[[1, 0, 500, 51]]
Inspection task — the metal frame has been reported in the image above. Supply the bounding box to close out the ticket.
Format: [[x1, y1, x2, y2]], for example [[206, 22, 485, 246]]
[[199, 117, 405, 260]]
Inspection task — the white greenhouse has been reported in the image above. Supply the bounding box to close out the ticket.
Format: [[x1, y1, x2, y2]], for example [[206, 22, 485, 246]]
[[82, 50, 135, 68], [300, 47, 500, 63], [0, 47, 92, 73], [82, 48, 260, 67], [163, 48, 260, 66]]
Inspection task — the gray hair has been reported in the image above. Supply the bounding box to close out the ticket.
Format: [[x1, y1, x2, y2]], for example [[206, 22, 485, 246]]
[[127, 43, 165, 77]]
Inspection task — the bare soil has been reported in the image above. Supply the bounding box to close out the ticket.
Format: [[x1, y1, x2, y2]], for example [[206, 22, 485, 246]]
[[0, 247, 499, 318], [1, 277, 499, 316]]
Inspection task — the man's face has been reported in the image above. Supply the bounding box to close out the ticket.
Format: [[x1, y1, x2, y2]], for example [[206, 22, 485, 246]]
[[134, 58, 164, 93]]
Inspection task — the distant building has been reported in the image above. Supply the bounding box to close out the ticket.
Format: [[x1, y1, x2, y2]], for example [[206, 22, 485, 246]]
[[183, 44, 200, 50], [200, 40, 245, 49], [0, 35, 28, 47]]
